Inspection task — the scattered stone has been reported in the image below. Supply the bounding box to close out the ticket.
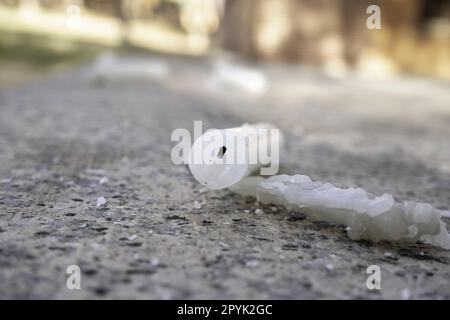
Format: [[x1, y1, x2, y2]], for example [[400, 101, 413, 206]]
[[199, 187, 208, 193], [96, 197, 107, 207], [384, 252, 398, 260], [99, 177, 109, 185], [193, 201, 202, 209], [245, 260, 259, 268], [219, 241, 229, 248], [326, 264, 334, 271], [150, 258, 160, 267]]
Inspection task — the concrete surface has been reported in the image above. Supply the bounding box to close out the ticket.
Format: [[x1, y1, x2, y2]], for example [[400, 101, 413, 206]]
[[0, 54, 449, 299]]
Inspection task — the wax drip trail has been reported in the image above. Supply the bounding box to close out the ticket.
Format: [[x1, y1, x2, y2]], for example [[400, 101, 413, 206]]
[[230, 174, 450, 249]]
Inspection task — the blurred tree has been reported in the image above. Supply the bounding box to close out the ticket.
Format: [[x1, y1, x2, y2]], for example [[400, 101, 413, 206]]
[[219, 0, 449, 79], [112, 0, 130, 45], [219, 0, 345, 72], [219, 0, 255, 56]]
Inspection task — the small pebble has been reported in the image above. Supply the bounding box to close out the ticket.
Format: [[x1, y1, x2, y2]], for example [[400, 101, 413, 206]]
[[91, 243, 102, 249], [128, 235, 138, 241], [99, 177, 109, 185], [96, 197, 107, 207], [193, 201, 202, 209], [150, 258, 160, 267], [219, 241, 229, 248], [384, 252, 397, 259], [255, 209, 263, 215], [245, 260, 259, 268]]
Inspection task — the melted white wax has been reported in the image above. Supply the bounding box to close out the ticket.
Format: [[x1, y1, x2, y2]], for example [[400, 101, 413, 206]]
[[188, 124, 450, 249], [230, 175, 450, 249]]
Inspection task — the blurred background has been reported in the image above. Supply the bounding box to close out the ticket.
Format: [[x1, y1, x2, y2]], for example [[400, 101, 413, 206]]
[[0, 0, 449, 87]]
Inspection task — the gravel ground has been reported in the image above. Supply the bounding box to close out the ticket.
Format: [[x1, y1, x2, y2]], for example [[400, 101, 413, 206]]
[[0, 54, 449, 299]]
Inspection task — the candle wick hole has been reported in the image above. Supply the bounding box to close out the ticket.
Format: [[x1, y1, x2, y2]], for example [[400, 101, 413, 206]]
[[217, 146, 227, 159]]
